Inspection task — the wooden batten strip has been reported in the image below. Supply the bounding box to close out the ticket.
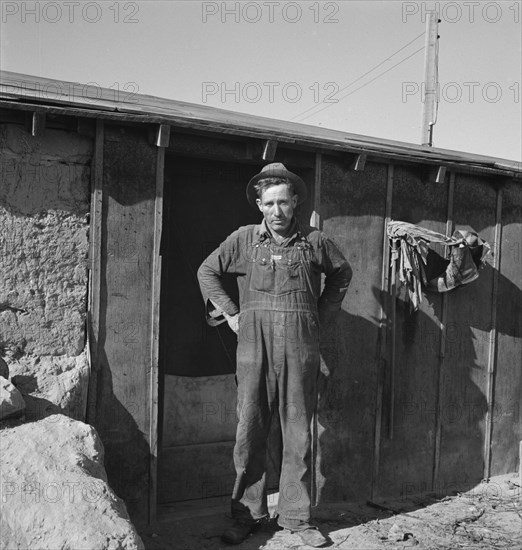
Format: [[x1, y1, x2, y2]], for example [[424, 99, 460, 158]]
[[262, 139, 278, 161], [426, 165, 446, 183], [310, 152, 322, 230], [483, 185, 503, 480], [86, 119, 104, 425], [31, 111, 45, 136], [388, 239, 398, 439], [432, 170, 455, 490], [155, 124, 171, 148], [436, 165, 447, 183], [371, 163, 394, 499], [149, 145, 164, 523], [352, 153, 367, 171]]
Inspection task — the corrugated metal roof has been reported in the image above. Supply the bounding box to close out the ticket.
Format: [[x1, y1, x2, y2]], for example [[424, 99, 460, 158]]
[[1, 71, 520, 177]]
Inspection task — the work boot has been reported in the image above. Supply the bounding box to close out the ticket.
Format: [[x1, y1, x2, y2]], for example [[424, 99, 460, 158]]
[[221, 520, 260, 545], [294, 526, 328, 547], [429, 245, 478, 292]]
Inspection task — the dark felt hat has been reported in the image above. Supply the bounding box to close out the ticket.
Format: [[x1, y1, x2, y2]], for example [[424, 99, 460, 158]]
[[246, 163, 307, 207]]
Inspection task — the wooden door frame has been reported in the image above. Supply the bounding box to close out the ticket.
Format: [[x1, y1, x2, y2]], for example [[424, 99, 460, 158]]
[[87, 118, 166, 526]]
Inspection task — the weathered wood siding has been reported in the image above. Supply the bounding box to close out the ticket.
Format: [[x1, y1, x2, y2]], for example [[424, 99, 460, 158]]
[[490, 180, 522, 474], [379, 164, 448, 498], [87, 130, 520, 514], [436, 174, 496, 491], [317, 158, 386, 502], [90, 124, 158, 525], [319, 156, 521, 503]]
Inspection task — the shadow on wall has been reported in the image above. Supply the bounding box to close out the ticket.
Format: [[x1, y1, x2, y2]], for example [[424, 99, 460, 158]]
[[86, 124, 160, 528], [315, 259, 521, 507], [88, 326, 152, 527]]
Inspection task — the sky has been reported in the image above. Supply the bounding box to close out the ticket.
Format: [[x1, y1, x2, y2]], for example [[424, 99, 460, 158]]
[[1, 0, 521, 161]]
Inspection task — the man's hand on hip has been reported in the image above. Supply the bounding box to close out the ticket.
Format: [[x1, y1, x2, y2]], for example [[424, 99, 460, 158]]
[[223, 312, 239, 334]]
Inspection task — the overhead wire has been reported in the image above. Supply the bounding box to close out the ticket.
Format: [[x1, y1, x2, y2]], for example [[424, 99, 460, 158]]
[[292, 31, 426, 123], [296, 45, 426, 123]]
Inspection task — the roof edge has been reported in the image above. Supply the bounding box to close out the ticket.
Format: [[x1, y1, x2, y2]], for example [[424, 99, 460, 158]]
[[1, 70, 520, 174]]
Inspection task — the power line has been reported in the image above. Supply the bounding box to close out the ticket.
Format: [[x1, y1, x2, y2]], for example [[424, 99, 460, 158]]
[[296, 45, 425, 123], [292, 31, 425, 123]]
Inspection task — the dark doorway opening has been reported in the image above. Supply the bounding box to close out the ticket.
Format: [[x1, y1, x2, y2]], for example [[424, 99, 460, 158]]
[[157, 152, 314, 507], [160, 157, 260, 378], [157, 156, 260, 504]]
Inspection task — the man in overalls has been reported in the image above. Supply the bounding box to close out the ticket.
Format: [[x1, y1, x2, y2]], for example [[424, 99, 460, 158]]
[[197, 163, 350, 547]]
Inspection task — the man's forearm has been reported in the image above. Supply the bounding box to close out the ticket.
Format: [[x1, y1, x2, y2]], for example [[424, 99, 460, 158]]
[[197, 257, 239, 318], [208, 299, 238, 319]]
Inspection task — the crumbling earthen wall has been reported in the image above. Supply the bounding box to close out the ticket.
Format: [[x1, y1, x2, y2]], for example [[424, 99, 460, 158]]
[[0, 123, 92, 420]]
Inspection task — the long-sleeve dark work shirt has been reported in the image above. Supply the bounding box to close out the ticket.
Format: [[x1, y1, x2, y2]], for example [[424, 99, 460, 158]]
[[197, 218, 350, 326]]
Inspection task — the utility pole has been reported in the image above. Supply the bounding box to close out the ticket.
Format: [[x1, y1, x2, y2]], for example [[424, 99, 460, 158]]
[[421, 12, 440, 146]]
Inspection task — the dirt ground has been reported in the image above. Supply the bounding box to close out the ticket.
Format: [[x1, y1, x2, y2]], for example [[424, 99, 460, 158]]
[[140, 473, 522, 550]]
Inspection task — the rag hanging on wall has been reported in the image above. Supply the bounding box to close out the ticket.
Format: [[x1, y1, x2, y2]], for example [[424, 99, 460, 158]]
[[387, 221, 491, 311]]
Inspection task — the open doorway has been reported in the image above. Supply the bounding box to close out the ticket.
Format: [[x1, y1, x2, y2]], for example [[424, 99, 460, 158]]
[[157, 152, 314, 509], [158, 155, 261, 505]]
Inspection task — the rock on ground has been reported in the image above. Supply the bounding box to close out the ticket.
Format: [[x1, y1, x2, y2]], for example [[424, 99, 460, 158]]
[[0, 376, 25, 420], [0, 415, 144, 550], [9, 351, 89, 421]]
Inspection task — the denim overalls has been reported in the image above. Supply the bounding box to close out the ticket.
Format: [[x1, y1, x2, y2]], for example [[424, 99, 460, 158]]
[[197, 220, 350, 530]]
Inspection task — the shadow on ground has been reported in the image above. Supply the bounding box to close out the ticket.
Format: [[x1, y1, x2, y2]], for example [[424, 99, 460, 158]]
[[139, 474, 521, 550]]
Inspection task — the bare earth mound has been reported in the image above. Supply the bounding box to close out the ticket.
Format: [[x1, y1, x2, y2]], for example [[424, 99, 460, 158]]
[[0, 414, 144, 550]]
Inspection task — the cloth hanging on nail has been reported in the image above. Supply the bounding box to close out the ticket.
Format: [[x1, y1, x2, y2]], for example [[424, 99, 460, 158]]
[[387, 221, 490, 311]]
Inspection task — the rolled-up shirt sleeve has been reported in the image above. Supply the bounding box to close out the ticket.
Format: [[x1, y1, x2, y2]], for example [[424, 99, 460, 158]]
[[197, 230, 243, 325], [317, 235, 352, 324]]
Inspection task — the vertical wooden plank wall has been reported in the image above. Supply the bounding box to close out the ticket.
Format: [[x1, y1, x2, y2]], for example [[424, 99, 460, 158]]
[[320, 157, 519, 503], [378, 165, 448, 498], [318, 157, 386, 502], [92, 124, 159, 525], [371, 163, 394, 499], [483, 187, 503, 479], [431, 172, 454, 489], [490, 180, 522, 474], [82, 121, 519, 514], [437, 174, 496, 491]]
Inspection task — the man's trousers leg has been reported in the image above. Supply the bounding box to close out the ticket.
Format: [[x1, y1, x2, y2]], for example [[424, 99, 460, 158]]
[[276, 311, 320, 530], [231, 309, 320, 528], [231, 311, 276, 523]]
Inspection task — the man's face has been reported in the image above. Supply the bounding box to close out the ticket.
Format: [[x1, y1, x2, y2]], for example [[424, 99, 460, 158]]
[[256, 183, 298, 236]]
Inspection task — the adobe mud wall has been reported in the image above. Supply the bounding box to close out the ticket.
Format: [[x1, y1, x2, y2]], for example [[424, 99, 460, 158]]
[[0, 123, 92, 420]]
